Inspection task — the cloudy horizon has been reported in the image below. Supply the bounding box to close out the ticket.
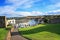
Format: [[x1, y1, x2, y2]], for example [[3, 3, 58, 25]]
[[0, 0, 60, 17]]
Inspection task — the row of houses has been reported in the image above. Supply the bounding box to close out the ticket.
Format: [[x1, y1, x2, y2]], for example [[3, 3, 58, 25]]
[[0, 15, 60, 28], [7, 15, 60, 27]]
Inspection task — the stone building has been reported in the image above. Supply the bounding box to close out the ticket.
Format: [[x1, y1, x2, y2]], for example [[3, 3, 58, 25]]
[[26, 16, 42, 24], [48, 18, 60, 23], [44, 15, 60, 23], [0, 16, 7, 28]]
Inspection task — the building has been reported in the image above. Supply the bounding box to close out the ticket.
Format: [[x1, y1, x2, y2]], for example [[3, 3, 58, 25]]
[[7, 19, 16, 25], [26, 16, 42, 24], [0, 16, 7, 28], [44, 15, 60, 23]]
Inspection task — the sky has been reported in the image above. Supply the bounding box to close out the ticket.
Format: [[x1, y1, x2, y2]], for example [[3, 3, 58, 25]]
[[0, 0, 60, 17]]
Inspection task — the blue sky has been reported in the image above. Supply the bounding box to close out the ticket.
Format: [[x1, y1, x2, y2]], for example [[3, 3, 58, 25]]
[[0, 0, 60, 17]]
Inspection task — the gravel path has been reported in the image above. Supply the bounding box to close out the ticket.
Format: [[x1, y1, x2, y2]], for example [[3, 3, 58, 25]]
[[11, 28, 28, 40]]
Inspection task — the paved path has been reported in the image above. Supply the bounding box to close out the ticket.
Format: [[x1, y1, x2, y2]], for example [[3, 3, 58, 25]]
[[11, 28, 28, 40]]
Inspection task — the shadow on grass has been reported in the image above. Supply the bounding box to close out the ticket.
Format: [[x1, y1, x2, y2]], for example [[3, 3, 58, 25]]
[[5, 28, 11, 30], [19, 24, 60, 35]]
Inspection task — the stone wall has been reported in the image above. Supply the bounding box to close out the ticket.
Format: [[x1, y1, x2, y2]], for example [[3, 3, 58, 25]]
[[0, 16, 7, 28], [49, 18, 60, 23]]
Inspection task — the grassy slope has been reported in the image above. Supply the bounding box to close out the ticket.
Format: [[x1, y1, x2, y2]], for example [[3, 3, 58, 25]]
[[0, 28, 8, 40], [19, 24, 60, 40]]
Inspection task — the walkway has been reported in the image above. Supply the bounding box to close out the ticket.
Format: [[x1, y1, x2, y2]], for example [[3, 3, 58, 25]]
[[11, 28, 28, 40]]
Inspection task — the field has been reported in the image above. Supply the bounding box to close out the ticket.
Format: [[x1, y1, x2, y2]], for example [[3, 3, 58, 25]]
[[0, 28, 8, 40], [19, 24, 60, 40]]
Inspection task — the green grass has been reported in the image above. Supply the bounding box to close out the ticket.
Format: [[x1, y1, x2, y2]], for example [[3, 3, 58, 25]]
[[0, 28, 8, 40], [19, 24, 60, 40]]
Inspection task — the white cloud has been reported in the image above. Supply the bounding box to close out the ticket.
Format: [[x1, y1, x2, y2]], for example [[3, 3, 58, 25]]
[[11, 11, 44, 16], [31, 11, 44, 16], [0, 6, 14, 14], [46, 2, 60, 10], [15, 12, 32, 16], [48, 9, 60, 13], [1, 0, 60, 17], [0, 6, 44, 16], [45, 9, 60, 15], [6, 0, 41, 8], [0, 0, 42, 17]]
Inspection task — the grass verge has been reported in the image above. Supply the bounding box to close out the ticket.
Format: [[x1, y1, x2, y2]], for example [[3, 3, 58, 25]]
[[19, 24, 60, 40], [0, 28, 8, 40]]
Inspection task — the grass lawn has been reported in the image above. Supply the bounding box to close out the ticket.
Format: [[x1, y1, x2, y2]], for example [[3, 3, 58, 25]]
[[0, 28, 8, 40], [19, 24, 60, 40]]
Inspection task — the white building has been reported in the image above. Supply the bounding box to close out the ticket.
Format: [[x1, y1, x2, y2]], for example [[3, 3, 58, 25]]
[[7, 19, 16, 25]]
